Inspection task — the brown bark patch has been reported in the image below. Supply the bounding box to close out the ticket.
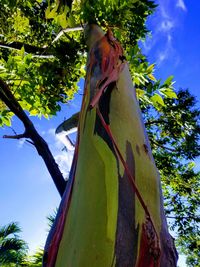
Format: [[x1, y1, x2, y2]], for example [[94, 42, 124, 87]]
[[115, 141, 139, 267], [136, 144, 140, 156], [143, 143, 149, 154]]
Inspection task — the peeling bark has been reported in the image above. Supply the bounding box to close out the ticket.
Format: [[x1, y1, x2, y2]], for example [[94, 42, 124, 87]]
[[44, 24, 178, 267]]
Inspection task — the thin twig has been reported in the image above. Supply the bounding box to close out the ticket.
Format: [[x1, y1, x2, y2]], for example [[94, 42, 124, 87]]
[[166, 215, 200, 221], [145, 119, 168, 126], [150, 138, 175, 152], [0, 45, 55, 59], [9, 127, 17, 135], [25, 139, 35, 146]]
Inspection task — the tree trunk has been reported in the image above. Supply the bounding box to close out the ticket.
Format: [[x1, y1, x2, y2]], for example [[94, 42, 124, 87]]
[[43, 24, 178, 267]]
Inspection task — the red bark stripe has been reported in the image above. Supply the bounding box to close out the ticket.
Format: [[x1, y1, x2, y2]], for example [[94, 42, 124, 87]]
[[96, 107, 161, 265]]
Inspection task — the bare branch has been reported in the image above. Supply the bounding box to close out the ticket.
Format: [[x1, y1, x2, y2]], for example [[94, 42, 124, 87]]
[[145, 119, 168, 126], [52, 26, 83, 43], [25, 139, 35, 146], [166, 215, 200, 221], [0, 43, 55, 58], [150, 138, 175, 152], [0, 42, 45, 54], [31, 54, 55, 59], [3, 133, 28, 139]]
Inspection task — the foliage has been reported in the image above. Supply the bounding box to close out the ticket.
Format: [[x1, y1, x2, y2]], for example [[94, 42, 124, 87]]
[[0, 222, 44, 267], [0, 0, 174, 126], [0, 222, 28, 266], [22, 248, 44, 267], [143, 89, 200, 266], [46, 209, 58, 229], [0, 0, 85, 122]]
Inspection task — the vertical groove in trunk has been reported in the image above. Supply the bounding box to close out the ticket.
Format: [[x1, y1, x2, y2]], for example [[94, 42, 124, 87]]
[[115, 141, 139, 267]]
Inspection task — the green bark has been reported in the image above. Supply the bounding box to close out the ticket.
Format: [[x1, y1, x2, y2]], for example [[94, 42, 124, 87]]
[[44, 24, 178, 267]]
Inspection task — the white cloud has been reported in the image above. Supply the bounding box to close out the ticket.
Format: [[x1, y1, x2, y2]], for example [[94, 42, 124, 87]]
[[157, 34, 172, 65], [17, 138, 26, 148], [55, 151, 74, 179], [140, 1, 175, 56], [16, 125, 75, 179], [176, 0, 187, 11], [140, 0, 187, 65], [47, 128, 56, 136], [160, 20, 174, 32], [45, 127, 75, 180]]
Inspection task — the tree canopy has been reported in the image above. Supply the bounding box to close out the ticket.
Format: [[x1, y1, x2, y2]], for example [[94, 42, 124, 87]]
[[0, 0, 176, 124], [0, 0, 200, 265]]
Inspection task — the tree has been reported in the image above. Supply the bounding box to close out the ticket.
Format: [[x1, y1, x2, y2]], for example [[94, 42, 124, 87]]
[[0, 0, 199, 265], [0, 222, 28, 266], [22, 248, 44, 267]]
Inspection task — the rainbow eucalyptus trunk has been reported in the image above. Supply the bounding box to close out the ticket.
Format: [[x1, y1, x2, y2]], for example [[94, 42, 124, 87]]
[[43, 25, 178, 267]]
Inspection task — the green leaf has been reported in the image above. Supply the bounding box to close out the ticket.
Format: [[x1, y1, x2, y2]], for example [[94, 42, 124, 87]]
[[2, 116, 11, 126], [56, 12, 68, 28], [147, 63, 155, 73], [19, 46, 25, 59], [136, 88, 145, 98], [45, 6, 58, 19], [164, 90, 177, 99], [164, 75, 174, 85], [150, 93, 165, 106], [134, 76, 141, 85], [13, 10, 30, 33], [29, 109, 39, 116], [148, 73, 156, 81], [67, 14, 76, 27], [160, 88, 178, 99]]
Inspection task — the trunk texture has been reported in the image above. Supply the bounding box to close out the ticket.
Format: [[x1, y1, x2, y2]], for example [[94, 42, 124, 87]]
[[43, 24, 178, 267]]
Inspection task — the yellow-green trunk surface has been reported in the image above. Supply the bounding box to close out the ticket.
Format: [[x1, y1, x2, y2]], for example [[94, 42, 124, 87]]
[[43, 25, 178, 267]]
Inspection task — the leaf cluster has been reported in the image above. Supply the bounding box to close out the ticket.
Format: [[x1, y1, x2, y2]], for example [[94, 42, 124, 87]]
[[0, 0, 86, 123], [143, 89, 200, 266], [0, 222, 28, 266], [0, 0, 158, 125]]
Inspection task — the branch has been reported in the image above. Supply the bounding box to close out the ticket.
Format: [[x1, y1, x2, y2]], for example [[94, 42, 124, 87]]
[[25, 139, 35, 146], [0, 79, 66, 197], [31, 54, 55, 59], [3, 133, 36, 146], [145, 119, 168, 126], [3, 133, 28, 139], [0, 42, 46, 54], [52, 26, 83, 43], [150, 138, 175, 152], [0, 43, 55, 58], [166, 215, 200, 221]]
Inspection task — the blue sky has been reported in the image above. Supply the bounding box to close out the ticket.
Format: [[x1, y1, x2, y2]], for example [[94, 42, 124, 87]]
[[0, 0, 199, 265]]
